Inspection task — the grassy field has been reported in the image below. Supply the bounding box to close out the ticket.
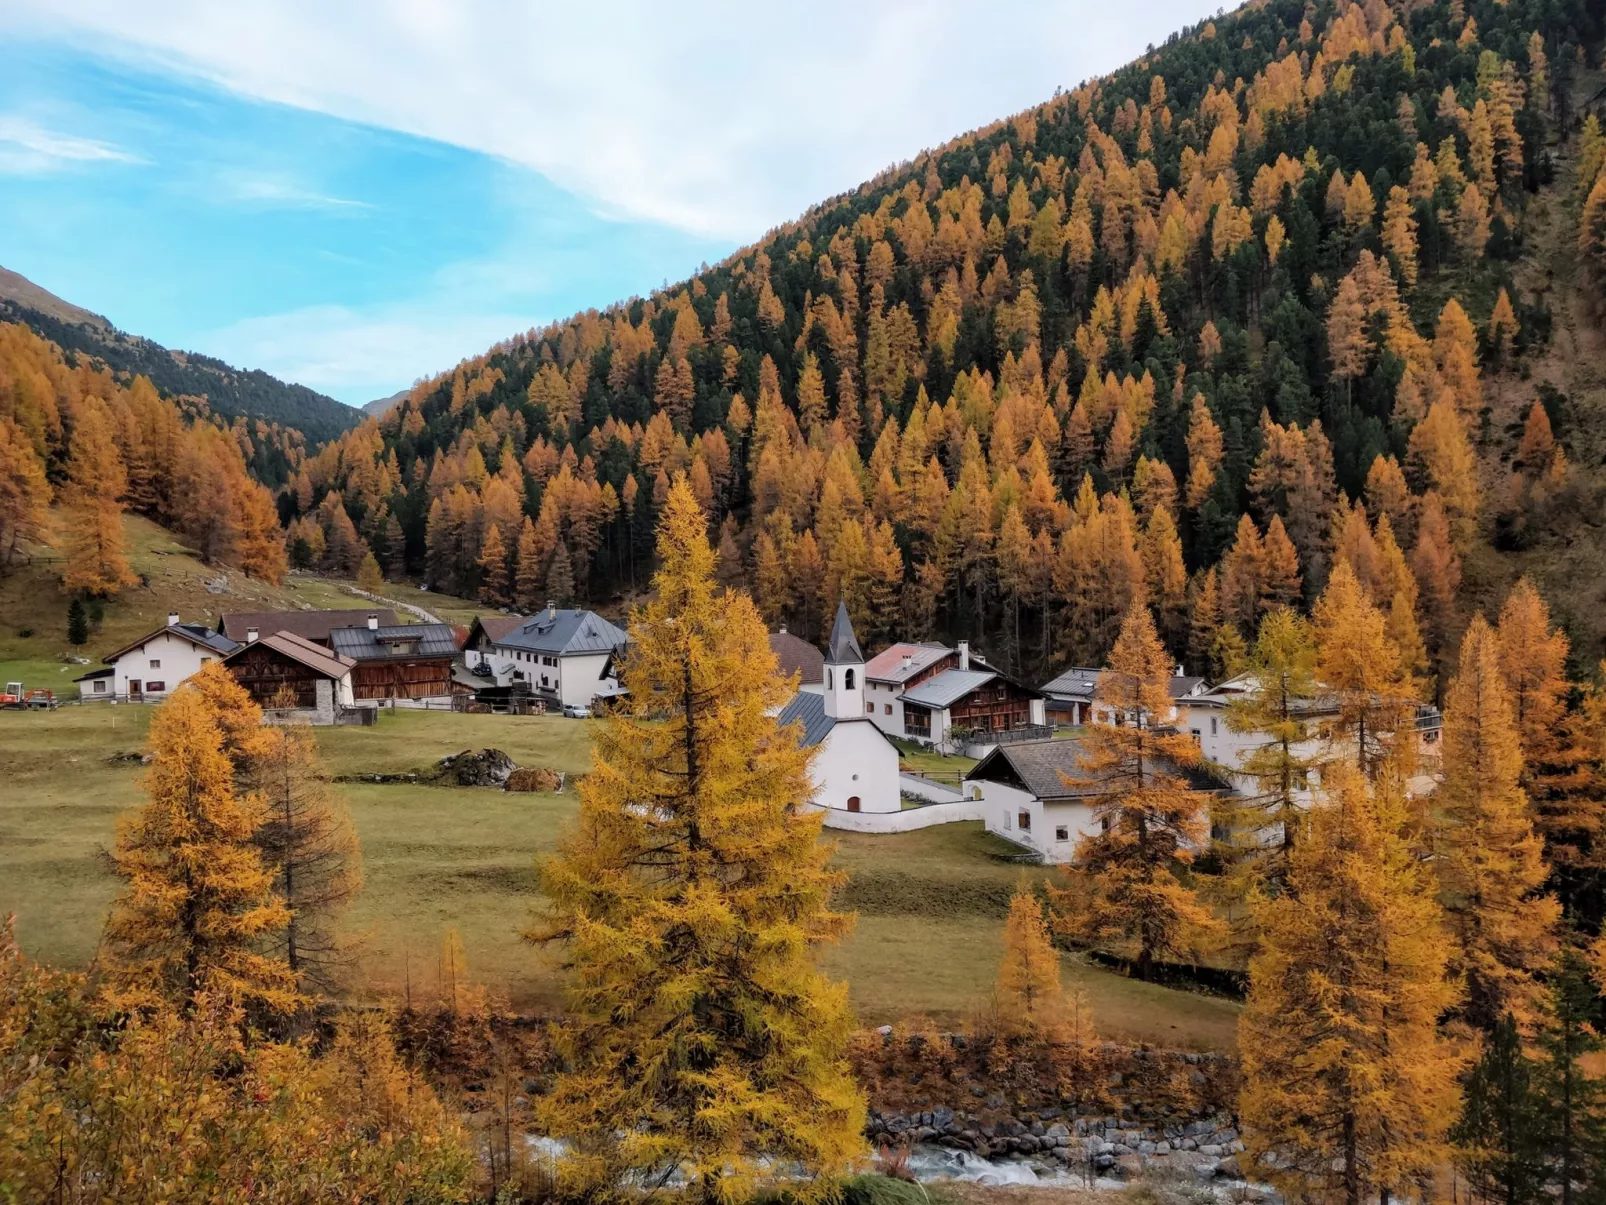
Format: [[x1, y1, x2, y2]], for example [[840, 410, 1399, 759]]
[[0, 706, 1240, 1051]]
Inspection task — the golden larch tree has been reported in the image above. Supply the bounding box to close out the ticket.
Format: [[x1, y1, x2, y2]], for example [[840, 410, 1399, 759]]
[[60, 397, 137, 597], [1220, 608, 1323, 906], [1313, 560, 1413, 776], [530, 476, 864, 1201], [1050, 602, 1218, 980], [101, 687, 296, 1013], [1434, 616, 1559, 1030], [1239, 766, 1462, 1205], [995, 881, 1088, 1041]]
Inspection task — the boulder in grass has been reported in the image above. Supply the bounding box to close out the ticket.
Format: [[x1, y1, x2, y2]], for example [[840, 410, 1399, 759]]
[[437, 748, 516, 786], [505, 767, 563, 793]]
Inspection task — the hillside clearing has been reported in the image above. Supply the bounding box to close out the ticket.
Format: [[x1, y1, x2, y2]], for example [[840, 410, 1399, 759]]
[[0, 705, 1237, 1050]]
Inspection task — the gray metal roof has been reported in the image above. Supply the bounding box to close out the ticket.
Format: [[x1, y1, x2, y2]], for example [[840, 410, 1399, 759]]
[[825, 600, 863, 665], [777, 690, 836, 747], [495, 608, 628, 657], [103, 621, 240, 663], [1039, 667, 1102, 700], [899, 668, 996, 709], [328, 623, 459, 661]]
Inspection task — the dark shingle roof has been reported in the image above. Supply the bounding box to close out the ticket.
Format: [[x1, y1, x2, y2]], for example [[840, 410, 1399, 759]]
[[966, 738, 1225, 800], [495, 609, 628, 656], [900, 668, 997, 709], [770, 631, 825, 685], [825, 600, 863, 665], [328, 624, 459, 661], [777, 690, 836, 747], [221, 609, 397, 643]]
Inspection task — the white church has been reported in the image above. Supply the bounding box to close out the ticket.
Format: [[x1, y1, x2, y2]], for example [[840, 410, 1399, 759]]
[[777, 602, 902, 820]]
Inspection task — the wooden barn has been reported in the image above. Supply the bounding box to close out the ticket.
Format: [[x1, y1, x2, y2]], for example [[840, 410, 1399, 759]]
[[222, 631, 356, 722], [329, 617, 461, 702]]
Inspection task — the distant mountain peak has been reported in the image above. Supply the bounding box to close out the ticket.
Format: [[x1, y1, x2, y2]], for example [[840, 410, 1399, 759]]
[[0, 264, 360, 445]]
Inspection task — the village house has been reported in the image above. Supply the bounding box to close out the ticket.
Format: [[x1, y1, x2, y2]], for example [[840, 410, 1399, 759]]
[[329, 616, 460, 703], [220, 608, 398, 648], [79, 612, 239, 702], [1040, 667, 1210, 729], [861, 639, 1047, 752], [769, 628, 825, 693], [965, 736, 1225, 864], [221, 629, 356, 723], [776, 602, 900, 822], [468, 604, 628, 710]]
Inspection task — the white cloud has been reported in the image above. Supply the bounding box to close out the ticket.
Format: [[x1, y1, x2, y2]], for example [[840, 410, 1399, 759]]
[[1, 0, 1215, 240], [199, 302, 539, 404], [0, 113, 142, 172], [219, 171, 374, 211]]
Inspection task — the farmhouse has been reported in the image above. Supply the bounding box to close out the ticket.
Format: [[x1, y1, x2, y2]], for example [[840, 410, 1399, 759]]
[[220, 608, 398, 647], [769, 628, 824, 693], [776, 602, 900, 822], [222, 630, 356, 723], [469, 605, 628, 709], [329, 616, 459, 703], [966, 737, 1223, 864], [88, 612, 239, 702]]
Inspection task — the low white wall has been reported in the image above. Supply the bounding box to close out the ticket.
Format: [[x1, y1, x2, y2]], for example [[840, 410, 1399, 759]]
[[898, 772, 964, 804], [817, 798, 985, 833]]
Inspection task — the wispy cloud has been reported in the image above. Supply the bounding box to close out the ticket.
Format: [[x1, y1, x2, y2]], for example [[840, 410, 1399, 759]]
[[0, 114, 142, 172], [220, 171, 373, 211], [2, 0, 1218, 240]]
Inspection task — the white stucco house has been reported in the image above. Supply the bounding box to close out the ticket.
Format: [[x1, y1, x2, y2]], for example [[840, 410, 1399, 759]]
[[466, 605, 628, 709], [777, 602, 901, 827], [965, 739, 1107, 863], [81, 612, 240, 702]]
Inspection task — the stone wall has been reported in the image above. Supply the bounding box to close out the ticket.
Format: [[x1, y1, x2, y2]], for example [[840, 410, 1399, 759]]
[[852, 1032, 1244, 1183]]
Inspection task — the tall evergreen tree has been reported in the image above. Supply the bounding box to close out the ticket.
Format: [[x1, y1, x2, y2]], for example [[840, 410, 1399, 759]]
[[1239, 767, 1461, 1205], [530, 476, 864, 1201]]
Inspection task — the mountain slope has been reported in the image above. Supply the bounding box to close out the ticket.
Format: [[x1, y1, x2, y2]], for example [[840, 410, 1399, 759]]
[[0, 266, 361, 446], [285, 0, 1606, 685]]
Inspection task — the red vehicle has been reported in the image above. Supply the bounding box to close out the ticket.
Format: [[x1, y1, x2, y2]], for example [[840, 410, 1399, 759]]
[[0, 682, 58, 710]]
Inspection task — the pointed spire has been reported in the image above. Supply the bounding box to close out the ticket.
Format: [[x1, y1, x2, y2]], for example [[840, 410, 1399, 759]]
[[826, 599, 863, 665]]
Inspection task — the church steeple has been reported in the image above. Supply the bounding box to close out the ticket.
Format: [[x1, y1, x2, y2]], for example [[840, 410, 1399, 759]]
[[823, 600, 865, 719]]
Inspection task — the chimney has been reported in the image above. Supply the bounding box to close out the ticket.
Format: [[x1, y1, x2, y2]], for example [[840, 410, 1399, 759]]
[[367, 613, 379, 631], [957, 640, 970, 671], [246, 627, 259, 644], [167, 611, 180, 628]]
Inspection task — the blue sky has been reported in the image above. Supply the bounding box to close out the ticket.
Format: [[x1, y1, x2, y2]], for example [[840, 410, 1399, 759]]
[[0, 0, 1215, 407]]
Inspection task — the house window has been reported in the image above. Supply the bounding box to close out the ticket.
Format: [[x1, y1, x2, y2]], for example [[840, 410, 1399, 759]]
[[1055, 826, 1069, 842], [1018, 811, 1031, 832], [147, 681, 167, 694], [846, 796, 861, 813], [884, 704, 892, 715], [149, 659, 161, 669]]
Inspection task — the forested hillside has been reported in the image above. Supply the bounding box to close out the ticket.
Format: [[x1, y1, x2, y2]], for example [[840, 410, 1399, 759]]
[[0, 267, 361, 447], [289, 0, 1602, 696]]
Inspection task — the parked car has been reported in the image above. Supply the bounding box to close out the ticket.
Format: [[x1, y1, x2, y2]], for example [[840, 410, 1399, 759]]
[[562, 703, 591, 719]]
